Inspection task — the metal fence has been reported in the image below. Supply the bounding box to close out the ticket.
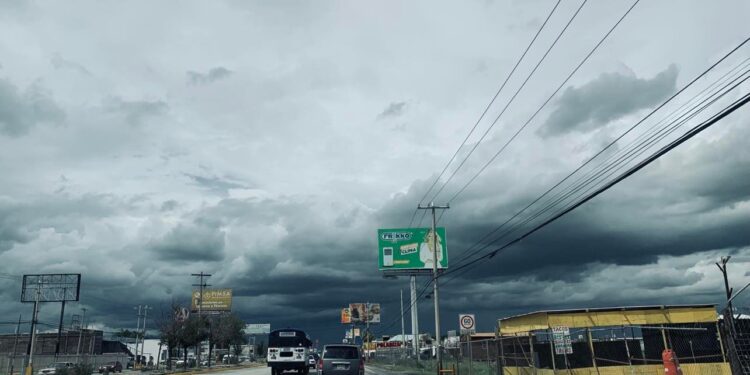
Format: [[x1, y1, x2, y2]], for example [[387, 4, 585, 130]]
[[371, 325, 731, 375], [0, 353, 130, 375], [721, 306, 750, 374]]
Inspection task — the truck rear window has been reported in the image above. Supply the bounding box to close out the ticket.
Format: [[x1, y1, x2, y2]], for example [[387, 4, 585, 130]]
[[323, 347, 359, 359]]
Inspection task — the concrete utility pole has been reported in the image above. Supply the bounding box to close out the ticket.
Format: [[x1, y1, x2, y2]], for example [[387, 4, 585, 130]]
[[26, 280, 42, 375], [76, 308, 87, 362], [418, 202, 449, 375], [410, 275, 420, 361], [55, 288, 67, 357], [400, 289, 406, 352], [133, 305, 142, 366], [141, 306, 151, 364], [192, 272, 211, 365]]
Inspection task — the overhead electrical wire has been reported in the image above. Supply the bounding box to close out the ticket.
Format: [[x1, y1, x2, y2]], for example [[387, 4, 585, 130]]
[[440, 87, 750, 284], [445, 38, 749, 271], [423, 0, 589, 206], [405, 0, 564, 228], [434, 0, 641, 225], [441, 65, 750, 288]]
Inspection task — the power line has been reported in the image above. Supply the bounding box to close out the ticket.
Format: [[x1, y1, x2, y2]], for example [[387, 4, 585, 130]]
[[426, 0, 589, 205], [437, 0, 641, 220], [406, 0, 564, 228], [440, 88, 750, 283], [445, 38, 749, 271]]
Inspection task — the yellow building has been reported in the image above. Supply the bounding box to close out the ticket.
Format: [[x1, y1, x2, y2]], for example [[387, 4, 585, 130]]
[[495, 304, 730, 375]]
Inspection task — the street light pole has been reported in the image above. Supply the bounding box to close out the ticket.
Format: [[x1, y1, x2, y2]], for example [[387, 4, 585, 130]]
[[418, 202, 449, 375]]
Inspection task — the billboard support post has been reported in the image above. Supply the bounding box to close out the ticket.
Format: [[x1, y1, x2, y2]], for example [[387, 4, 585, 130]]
[[26, 279, 41, 375], [411, 275, 419, 361], [418, 202, 449, 375], [191, 272, 212, 367], [400, 289, 406, 353]]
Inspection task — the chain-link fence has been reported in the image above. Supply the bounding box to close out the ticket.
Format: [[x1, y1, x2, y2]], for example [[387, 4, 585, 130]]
[[0, 353, 131, 375], [369, 324, 730, 375], [720, 306, 750, 374]]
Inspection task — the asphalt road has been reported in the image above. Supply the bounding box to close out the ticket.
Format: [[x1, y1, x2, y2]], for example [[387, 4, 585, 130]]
[[211, 364, 387, 375]]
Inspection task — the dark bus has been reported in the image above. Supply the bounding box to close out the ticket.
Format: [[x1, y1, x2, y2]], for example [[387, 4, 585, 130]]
[[267, 329, 313, 375]]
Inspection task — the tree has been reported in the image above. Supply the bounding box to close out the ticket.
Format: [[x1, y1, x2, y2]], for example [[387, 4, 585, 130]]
[[179, 315, 209, 369], [209, 314, 247, 364], [157, 301, 184, 370]]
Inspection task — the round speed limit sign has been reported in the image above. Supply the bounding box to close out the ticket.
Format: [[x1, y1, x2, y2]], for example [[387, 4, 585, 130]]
[[459, 314, 475, 331]]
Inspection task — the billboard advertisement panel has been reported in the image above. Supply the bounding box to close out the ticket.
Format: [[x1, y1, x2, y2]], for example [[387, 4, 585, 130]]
[[341, 308, 351, 324], [191, 288, 232, 312], [349, 303, 381, 323], [378, 228, 448, 270], [244, 323, 271, 335]]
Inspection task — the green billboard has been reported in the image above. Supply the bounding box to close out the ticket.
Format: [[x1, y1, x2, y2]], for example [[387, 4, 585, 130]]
[[378, 228, 448, 270]]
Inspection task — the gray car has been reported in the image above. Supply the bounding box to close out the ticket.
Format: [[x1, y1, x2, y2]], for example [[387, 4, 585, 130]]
[[319, 345, 363, 375]]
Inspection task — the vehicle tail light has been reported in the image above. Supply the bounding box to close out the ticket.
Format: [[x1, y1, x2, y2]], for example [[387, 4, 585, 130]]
[[360, 360, 364, 370], [317, 359, 323, 370]]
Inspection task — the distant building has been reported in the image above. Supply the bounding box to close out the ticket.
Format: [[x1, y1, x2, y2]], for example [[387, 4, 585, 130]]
[[0, 330, 131, 356]]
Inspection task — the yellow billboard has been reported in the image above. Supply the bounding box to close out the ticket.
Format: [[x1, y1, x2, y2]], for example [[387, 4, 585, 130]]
[[191, 288, 232, 312]]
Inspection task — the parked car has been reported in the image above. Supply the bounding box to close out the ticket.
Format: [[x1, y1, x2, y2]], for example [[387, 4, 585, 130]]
[[97, 361, 123, 373], [308, 353, 320, 369], [38, 362, 74, 375], [319, 345, 363, 375]]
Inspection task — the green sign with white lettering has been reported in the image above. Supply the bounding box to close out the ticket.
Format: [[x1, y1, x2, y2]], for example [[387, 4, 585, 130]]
[[378, 228, 448, 270]]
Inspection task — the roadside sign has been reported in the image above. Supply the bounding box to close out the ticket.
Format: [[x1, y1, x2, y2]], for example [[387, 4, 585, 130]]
[[191, 288, 232, 312], [341, 308, 352, 324], [244, 324, 271, 335], [459, 314, 476, 334], [552, 326, 573, 355], [349, 303, 381, 323], [174, 307, 189, 322], [378, 228, 448, 270]]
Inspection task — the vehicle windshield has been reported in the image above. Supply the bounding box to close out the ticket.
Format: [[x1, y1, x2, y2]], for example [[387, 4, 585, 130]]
[[323, 346, 359, 359], [52, 363, 69, 368]]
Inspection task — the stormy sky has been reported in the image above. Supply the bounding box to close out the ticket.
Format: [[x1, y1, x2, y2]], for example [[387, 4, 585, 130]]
[[0, 1, 749, 345]]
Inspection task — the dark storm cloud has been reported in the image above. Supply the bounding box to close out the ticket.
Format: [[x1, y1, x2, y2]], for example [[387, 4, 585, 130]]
[[184, 173, 251, 196], [150, 221, 226, 262], [187, 67, 232, 86], [377, 101, 407, 120], [539, 65, 678, 137], [105, 97, 168, 126], [0, 194, 117, 252], [0, 78, 65, 136]]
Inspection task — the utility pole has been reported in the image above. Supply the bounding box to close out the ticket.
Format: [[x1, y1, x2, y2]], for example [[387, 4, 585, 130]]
[[141, 306, 152, 365], [76, 308, 87, 363], [9, 314, 21, 375], [192, 272, 211, 366], [418, 202, 449, 375], [26, 279, 42, 375], [410, 275, 420, 361], [716, 256, 733, 314], [400, 289, 406, 354], [55, 288, 67, 357], [133, 305, 142, 367]]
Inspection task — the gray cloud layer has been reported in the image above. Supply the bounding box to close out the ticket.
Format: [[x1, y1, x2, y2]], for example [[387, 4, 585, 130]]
[[539, 65, 678, 137], [0, 0, 748, 344], [0, 79, 64, 136], [187, 67, 232, 86]]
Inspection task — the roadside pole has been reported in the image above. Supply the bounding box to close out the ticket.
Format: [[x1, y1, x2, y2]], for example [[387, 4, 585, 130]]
[[141, 306, 151, 365], [26, 281, 41, 375], [410, 275, 420, 361], [418, 202, 449, 375], [133, 305, 142, 367], [401, 289, 406, 355], [192, 272, 211, 366], [77, 308, 87, 363]]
